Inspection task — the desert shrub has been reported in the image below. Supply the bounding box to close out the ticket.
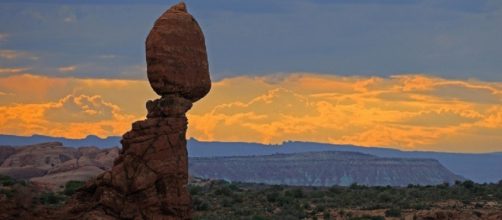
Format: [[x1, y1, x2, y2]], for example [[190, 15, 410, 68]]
[[231, 194, 243, 203], [266, 192, 279, 202], [329, 186, 342, 194], [0, 175, 16, 186], [189, 185, 203, 195], [271, 185, 284, 191], [323, 211, 331, 219], [462, 180, 475, 189], [251, 215, 269, 220], [0, 188, 14, 198], [192, 197, 210, 211], [63, 180, 85, 196], [277, 195, 294, 207], [385, 208, 401, 217], [285, 188, 304, 198], [349, 215, 384, 220], [228, 183, 239, 191], [221, 198, 233, 207], [309, 190, 325, 198], [39, 192, 65, 205], [377, 191, 393, 203], [314, 204, 325, 213], [214, 186, 233, 196]]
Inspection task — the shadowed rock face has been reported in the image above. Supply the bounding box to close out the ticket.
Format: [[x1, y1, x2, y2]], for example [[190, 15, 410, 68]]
[[61, 2, 210, 219]]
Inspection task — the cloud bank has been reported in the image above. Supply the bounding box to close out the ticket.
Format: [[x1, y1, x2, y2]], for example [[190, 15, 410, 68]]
[[188, 73, 502, 152], [0, 73, 501, 152]]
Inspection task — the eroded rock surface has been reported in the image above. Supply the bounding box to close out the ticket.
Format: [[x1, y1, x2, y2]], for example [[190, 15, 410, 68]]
[[0, 142, 118, 191], [146, 2, 211, 102], [61, 2, 210, 219]]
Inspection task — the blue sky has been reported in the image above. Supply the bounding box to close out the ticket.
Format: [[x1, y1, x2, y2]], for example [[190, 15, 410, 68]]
[[1, 0, 501, 81]]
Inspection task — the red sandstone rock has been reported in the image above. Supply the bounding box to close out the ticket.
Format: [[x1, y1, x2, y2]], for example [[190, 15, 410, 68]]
[[146, 2, 211, 102], [59, 2, 211, 219]]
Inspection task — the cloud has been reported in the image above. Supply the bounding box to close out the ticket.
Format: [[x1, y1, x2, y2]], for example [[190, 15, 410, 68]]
[[98, 54, 117, 59], [58, 65, 77, 73], [0, 74, 156, 138], [58, 5, 77, 23], [45, 95, 117, 123], [0, 94, 140, 139], [187, 73, 502, 152], [0, 72, 501, 152], [0, 67, 29, 75], [0, 50, 38, 60]]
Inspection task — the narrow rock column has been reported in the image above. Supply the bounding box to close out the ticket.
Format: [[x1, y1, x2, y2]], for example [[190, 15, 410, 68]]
[[62, 2, 210, 220]]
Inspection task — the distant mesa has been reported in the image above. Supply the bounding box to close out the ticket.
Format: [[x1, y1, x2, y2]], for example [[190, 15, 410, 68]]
[[189, 151, 464, 187]]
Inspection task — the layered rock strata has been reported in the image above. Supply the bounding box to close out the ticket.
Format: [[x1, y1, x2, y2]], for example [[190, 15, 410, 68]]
[[62, 2, 210, 219]]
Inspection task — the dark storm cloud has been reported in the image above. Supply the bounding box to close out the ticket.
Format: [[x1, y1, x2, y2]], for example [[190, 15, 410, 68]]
[[0, 0, 501, 80]]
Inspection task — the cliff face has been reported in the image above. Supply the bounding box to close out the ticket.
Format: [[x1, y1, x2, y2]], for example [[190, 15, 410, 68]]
[[189, 151, 464, 186], [59, 2, 211, 219]]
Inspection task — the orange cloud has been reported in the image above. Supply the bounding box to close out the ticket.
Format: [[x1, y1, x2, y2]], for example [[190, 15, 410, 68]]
[[187, 73, 502, 152], [0, 67, 29, 75], [58, 65, 77, 73], [0, 73, 501, 152], [0, 50, 38, 60], [0, 74, 155, 138]]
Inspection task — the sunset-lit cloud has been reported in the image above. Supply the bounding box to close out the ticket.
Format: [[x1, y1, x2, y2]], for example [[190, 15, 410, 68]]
[[0, 67, 29, 75], [0, 50, 38, 60], [0, 74, 156, 138], [188, 73, 502, 152], [58, 65, 77, 73], [0, 73, 501, 152]]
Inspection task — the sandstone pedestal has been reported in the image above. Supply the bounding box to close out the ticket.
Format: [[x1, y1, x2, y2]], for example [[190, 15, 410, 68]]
[[61, 2, 210, 219]]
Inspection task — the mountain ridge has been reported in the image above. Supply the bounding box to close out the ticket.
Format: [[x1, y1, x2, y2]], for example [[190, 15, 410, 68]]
[[1, 135, 501, 183]]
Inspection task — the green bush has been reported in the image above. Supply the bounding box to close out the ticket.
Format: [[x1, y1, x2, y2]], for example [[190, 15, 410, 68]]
[[0, 175, 16, 186], [39, 192, 65, 205], [63, 180, 85, 196], [462, 180, 475, 190], [192, 197, 210, 211], [0, 188, 14, 198], [251, 215, 269, 220], [323, 211, 331, 219], [349, 216, 385, 220], [214, 186, 233, 196], [266, 192, 279, 202], [385, 208, 401, 217], [189, 185, 203, 195], [285, 188, 304, 198]]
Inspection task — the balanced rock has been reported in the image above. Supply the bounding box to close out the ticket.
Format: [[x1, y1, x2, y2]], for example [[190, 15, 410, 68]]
[[146, 2, 211, 102], [60, 2, 210, 219]]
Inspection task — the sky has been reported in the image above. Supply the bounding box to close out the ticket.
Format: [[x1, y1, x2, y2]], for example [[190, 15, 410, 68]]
[[0, 0, 501, 152]]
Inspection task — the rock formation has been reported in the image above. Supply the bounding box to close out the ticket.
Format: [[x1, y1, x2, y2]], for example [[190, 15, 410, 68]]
[[0, 142, 118, 191], [189, 151, 464, 187], [61, 2, 210, 219]]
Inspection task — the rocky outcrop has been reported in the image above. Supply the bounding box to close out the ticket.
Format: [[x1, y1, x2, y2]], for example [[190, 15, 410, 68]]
[[0, 143, 118, 190], [61, 2, 210, 220]]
